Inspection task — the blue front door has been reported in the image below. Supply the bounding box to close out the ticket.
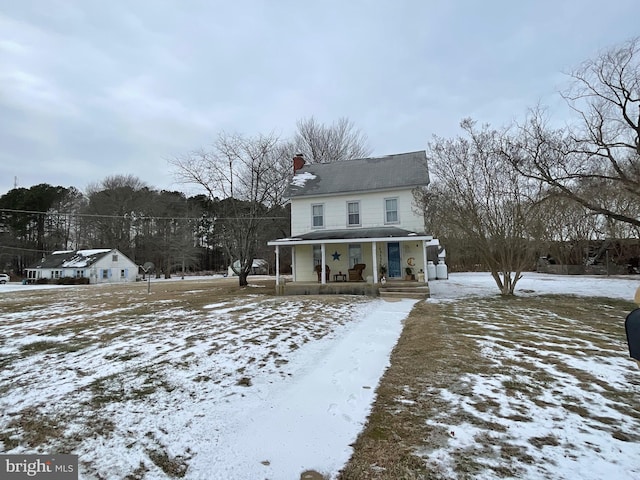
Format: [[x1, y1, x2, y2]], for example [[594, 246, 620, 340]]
[[387, 242, 401, 278]]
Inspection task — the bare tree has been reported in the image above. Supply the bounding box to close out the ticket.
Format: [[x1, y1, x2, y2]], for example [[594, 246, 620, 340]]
[[511, 37, 640, 227], [418, 120, 545, 295], [170, 132, 288, 286], [83, 175, 150, 257], [289, 116, 371, 164]]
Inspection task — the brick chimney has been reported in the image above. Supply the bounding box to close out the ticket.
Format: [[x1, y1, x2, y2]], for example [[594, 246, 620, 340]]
[[293, 154, 306, 173]]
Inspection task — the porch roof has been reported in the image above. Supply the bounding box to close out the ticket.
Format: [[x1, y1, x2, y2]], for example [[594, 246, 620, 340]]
[[268, 227, 435, 246]]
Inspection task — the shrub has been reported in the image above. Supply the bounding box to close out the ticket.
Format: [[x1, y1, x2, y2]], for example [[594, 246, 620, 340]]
[[56, 277, 90, 285]]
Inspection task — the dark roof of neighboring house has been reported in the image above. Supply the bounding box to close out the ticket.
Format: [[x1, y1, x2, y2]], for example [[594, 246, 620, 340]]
[[287, 150, 430, 198], [293, 226, 425, 241], [29, 249, 113, 269]]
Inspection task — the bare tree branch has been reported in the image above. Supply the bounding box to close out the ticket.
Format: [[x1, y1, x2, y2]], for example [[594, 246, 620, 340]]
[[290, 116, 371, 163], [514, 37, 640, 228], [418, 120, 544, 295], [169, 132, 288, 286]]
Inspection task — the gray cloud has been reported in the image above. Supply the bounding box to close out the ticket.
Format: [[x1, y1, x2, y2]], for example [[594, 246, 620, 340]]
[[1, 0, 638, 195]]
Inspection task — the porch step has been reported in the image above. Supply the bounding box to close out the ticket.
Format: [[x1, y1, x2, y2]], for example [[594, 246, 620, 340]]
[[378, 282, 430, 300]]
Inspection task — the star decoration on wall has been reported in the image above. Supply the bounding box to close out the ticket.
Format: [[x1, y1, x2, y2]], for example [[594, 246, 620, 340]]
[[332, 251, 341, 261]]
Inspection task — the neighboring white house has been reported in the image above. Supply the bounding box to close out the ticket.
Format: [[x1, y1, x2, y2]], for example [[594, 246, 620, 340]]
[[267, 151, 441, 285], [227, 259, 269, 277], [25, 248, 138, 284]]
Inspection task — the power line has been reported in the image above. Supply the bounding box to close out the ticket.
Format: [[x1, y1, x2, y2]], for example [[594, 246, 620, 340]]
[[0, 208, 287, 221], [0, 245, 50, 253]]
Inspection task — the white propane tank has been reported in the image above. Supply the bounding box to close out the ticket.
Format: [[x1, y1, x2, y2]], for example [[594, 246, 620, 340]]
[[426, 261, 437, 280], [436, 262, 448, 280]]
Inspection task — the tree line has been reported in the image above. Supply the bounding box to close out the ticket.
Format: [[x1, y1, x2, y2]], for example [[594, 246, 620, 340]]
[[0, 117, 370, 285], [415, 36, 640, 293]]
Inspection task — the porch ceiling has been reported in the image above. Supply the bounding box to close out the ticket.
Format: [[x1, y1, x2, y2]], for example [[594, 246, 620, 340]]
[[268, 227, 435, 246]]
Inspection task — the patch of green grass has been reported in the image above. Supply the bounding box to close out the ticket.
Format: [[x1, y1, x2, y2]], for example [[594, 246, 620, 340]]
[[88, 375, 126, 406], [529, 434, 560, 448], [123, 462, 148, 480], [19, 340, 87, 356], [237, 376, 252, 387], [147, 448, 189, 478], [501, 379, 533, 393], [0, 430, 20, 450], [5, 408, 64, 448], [19, 341, 61, 354]]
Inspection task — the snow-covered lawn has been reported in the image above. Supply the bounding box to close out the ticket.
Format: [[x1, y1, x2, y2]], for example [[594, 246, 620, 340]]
[[342, 273, 640, 479], [0, 277, 415, 479], [1, 272, 639, 479]]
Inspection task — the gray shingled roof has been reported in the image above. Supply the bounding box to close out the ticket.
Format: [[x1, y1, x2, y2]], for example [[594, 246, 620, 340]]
[[287, 150, 429, 198]]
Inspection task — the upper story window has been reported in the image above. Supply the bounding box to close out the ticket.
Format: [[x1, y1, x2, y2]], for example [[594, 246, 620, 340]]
[[347, 201, 360, 227], [385, 198, 399, 224], [112, 254, 118, 262], [312, 204, 324, 228]]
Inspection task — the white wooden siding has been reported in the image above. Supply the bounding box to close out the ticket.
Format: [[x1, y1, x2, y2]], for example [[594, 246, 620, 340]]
[[92, 252, 138, 284], [291, 188, 423, 235]]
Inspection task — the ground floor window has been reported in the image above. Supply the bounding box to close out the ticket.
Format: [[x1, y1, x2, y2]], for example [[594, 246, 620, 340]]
[[313, 245, 321, 266], [75, 270, 85, 278], [102, 269, 109, 279], [120, 269, 126, 278]]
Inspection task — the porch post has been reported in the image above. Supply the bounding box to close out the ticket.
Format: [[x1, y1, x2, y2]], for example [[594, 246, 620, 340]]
[[321, 243, 327, 284], [274, 245, 280, 286], [291, 246, 296, 282], [422, 240, 428, 283], [371, 241, 378, 284]]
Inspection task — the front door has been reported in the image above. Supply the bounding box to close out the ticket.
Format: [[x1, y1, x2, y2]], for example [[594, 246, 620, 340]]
[[387, 242, 401, 278]]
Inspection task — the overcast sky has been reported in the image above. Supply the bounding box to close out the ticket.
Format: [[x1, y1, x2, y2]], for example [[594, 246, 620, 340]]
[[1, 1, 638, 197]]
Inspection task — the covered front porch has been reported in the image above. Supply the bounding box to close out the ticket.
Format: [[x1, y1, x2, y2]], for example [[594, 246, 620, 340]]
[[272, 278, 431, 299], [268, 227, 441, 295]]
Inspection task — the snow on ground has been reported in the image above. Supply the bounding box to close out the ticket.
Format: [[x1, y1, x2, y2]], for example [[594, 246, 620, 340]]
[[424, 272, 640, 480], [0, 278, 415, 479], [188, 299, 416, 480], [1, 272, 639, 479], [428, 271, 639, 301]]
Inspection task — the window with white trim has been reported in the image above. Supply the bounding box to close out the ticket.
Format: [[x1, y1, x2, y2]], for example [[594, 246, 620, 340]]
[[385, 197, 399, 224], [347, 201, 360, 226], [312, 204, 324, 228]]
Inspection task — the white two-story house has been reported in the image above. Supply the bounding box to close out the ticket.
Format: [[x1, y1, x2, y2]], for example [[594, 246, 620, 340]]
[[268, 151, 441, 290]]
